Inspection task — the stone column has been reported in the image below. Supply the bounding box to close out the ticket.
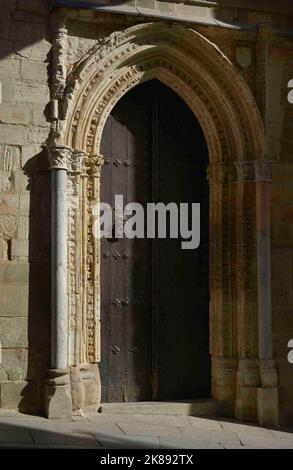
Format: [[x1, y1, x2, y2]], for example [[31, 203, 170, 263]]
[[254, 160, 279, 427], [234, 161, 259, 422], [45, 145, 73, 419]]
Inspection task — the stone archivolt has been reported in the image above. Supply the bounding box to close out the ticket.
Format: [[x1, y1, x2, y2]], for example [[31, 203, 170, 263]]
[[47, 19, 278, 423]]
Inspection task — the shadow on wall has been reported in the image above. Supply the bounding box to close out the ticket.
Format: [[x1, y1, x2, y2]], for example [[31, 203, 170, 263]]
[[17, 151, 52, 414]]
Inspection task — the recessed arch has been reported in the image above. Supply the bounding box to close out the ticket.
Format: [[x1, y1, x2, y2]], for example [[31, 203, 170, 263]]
[[55, 20, 269, 420], [62, 22, 265, 163]]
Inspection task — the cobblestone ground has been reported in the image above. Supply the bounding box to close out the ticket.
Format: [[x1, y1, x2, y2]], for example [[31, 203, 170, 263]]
[[0, 411, 292, 448]]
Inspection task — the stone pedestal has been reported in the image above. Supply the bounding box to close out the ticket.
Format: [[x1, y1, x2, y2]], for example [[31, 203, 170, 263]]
[[44, 369, 72, 419]]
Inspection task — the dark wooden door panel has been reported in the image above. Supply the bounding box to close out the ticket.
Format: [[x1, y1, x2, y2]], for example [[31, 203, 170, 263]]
[[100, 80, 210, 403], [100, 89, 152, 402]]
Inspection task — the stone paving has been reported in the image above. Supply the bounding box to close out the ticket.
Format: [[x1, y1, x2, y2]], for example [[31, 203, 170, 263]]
[[0, 411, 293, 449]]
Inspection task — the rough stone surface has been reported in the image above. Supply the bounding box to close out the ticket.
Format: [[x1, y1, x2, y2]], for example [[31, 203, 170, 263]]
[[0, 0, 292, 427]]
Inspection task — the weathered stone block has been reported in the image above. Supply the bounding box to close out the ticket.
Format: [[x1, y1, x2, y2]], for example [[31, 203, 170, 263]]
[[2, 262, 29, 284], [0, 145, 21, 171], [0, 40, 14, 58], [17, 216, 29, 240], [21, 61, 48, 84], [0, 58, 21, 77], [12, 170, 29, 193], [0, 170, 12, 192], [21, 145, 42, 167], [0, 317, 28, 347], [0, 196, 19, 216], [0, 284, 29, 315], [13, 10, 46, 23], [27, 126, 50, 145], [8, 21, 46, 42], [16, 0, 49, 14], [13, 40, 51, 62], [257, 387, 280, 428], [14, 80, 49, 104], [235, 386, 258, 422], [0, 348, 27, 375], [0, 124, 26, 145], [11, 239, 28, 259], [31, 105, 49, 127], [156, 0, 175, 13], [0, 21, 9, 40], [45, 383, 73, 419], [0, 380, 43, 412], [0, 78, 15, 103], [0, 214, 17, 238], [19, 194, 30, 216], [0, 103, 30, 125]]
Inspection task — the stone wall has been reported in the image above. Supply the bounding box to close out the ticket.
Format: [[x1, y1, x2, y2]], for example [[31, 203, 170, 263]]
[[0, 0, 292, 425], [0, 0, 51, 412]]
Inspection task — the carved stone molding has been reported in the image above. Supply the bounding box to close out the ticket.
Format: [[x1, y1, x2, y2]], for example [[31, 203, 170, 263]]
[[86, 154, 105, 178], [207, 163, 236, 185], [49, 145, 73, 171], [59, 22, 265, 163], [68, 150, 87, 174]]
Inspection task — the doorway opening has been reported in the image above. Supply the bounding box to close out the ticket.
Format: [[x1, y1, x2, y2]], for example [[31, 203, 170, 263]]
[[100, 79, 210, 403]]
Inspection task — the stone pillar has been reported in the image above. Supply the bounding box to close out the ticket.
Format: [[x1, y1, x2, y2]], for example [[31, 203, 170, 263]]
[[45, 145, 73, 419], [208, 163, 237, 417], [254, 160, 279, 427], [234, 161, 259, 422]]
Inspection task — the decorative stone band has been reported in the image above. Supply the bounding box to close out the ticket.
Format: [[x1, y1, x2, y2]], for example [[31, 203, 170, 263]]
[[234, 160, 272, 182], [207, 163, 236, 185]]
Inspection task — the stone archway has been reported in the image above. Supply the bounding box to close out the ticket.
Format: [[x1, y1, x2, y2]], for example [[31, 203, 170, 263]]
[[46, 20, 278, 425]]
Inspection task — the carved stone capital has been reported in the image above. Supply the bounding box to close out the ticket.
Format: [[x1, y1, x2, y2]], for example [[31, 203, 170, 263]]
[[68, 150, 87, 174], [234, 161, 255, 182], [49, 145, 73, 171], [207, 163, 236, 185], [87, 154, 105, 177], [254, 160, 272, 182]]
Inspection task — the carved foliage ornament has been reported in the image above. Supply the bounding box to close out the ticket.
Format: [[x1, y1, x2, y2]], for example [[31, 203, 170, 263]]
[[49, 146, 87, 173]]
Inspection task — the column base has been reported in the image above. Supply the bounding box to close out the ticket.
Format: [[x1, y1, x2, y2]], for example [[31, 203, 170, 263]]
[[257, 359, 280, 427], [212, 357, 237, 417], [44, 368, 72, 419], [257, 387, 279, 428], [235, 386, 258, 422], [235, 359, 260, 422]]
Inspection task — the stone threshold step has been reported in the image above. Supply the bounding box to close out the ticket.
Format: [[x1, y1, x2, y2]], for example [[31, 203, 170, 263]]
[[100, 399, 219, 416]]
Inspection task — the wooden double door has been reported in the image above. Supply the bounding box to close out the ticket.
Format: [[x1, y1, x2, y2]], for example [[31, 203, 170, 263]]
[[100, 79, 210, 403]]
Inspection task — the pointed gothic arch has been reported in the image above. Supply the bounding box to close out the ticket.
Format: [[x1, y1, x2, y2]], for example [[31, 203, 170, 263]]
[[47, 21, 278, 424]]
